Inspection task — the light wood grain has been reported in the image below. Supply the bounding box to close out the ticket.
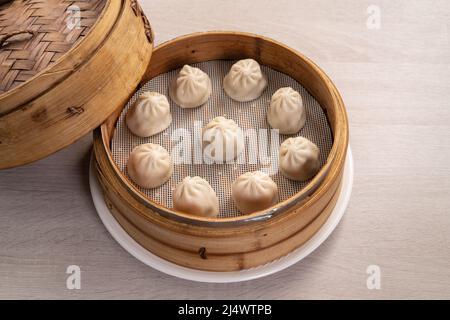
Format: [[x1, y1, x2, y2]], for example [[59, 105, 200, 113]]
[[1, 0, 450, 299]]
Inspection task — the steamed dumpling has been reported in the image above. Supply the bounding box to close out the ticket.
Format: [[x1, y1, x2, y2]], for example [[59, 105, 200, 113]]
[[127, 143, 173, 189], [223, 59, 268, 102], [267, 87, 306, 134], [231, 171, 278, 214], [279, 137, 320, 181], [126, 92, 172, 137], [202, 116, 244, 163], [173, 176, 219, 217], [169, 65, 212, 108]]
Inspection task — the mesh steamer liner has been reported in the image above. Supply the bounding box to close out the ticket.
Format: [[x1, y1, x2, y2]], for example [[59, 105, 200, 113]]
[[111, 60, 333, 219], [95, 32, 348, 228]]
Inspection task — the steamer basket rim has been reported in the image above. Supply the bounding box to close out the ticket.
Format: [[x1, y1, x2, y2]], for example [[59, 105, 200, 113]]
[[96, 31, 349, 227]]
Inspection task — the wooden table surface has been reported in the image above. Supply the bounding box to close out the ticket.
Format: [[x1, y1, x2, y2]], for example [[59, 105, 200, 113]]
[[1, 0, 449, 299]]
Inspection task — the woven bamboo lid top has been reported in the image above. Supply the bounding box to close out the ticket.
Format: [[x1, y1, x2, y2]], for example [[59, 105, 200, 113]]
[[0, 0, 106, 94]]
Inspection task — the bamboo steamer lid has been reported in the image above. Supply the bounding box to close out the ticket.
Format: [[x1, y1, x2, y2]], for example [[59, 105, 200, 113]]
[[0, 0, 154, 169]]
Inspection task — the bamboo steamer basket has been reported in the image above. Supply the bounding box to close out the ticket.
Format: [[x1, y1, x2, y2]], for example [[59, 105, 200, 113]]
[[0, 0, 154, 169], [93, 32, 349, 272]]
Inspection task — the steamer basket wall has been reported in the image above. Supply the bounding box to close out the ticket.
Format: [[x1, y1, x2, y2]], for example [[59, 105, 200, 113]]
[[93, 32, 349, 271]]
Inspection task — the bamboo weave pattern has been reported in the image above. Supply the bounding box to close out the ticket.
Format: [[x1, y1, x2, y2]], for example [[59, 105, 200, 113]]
[[0, 0, 106, 94]]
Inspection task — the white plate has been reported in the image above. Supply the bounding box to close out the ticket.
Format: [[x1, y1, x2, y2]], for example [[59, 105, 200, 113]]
[[90, 147, 353, 283]]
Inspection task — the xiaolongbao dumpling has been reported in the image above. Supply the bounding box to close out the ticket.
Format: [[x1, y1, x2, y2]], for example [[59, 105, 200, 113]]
[[169, 65, 212, 108], [127, 143, 173, 189], [267, 87, 306, 134], [223, 59, 267, 102], [126, 92, 172, 137], [202, 116, 244, 163], [173, 176, 219, 217], [231, 171, 278, 214], [279, 137, 320, 181]]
